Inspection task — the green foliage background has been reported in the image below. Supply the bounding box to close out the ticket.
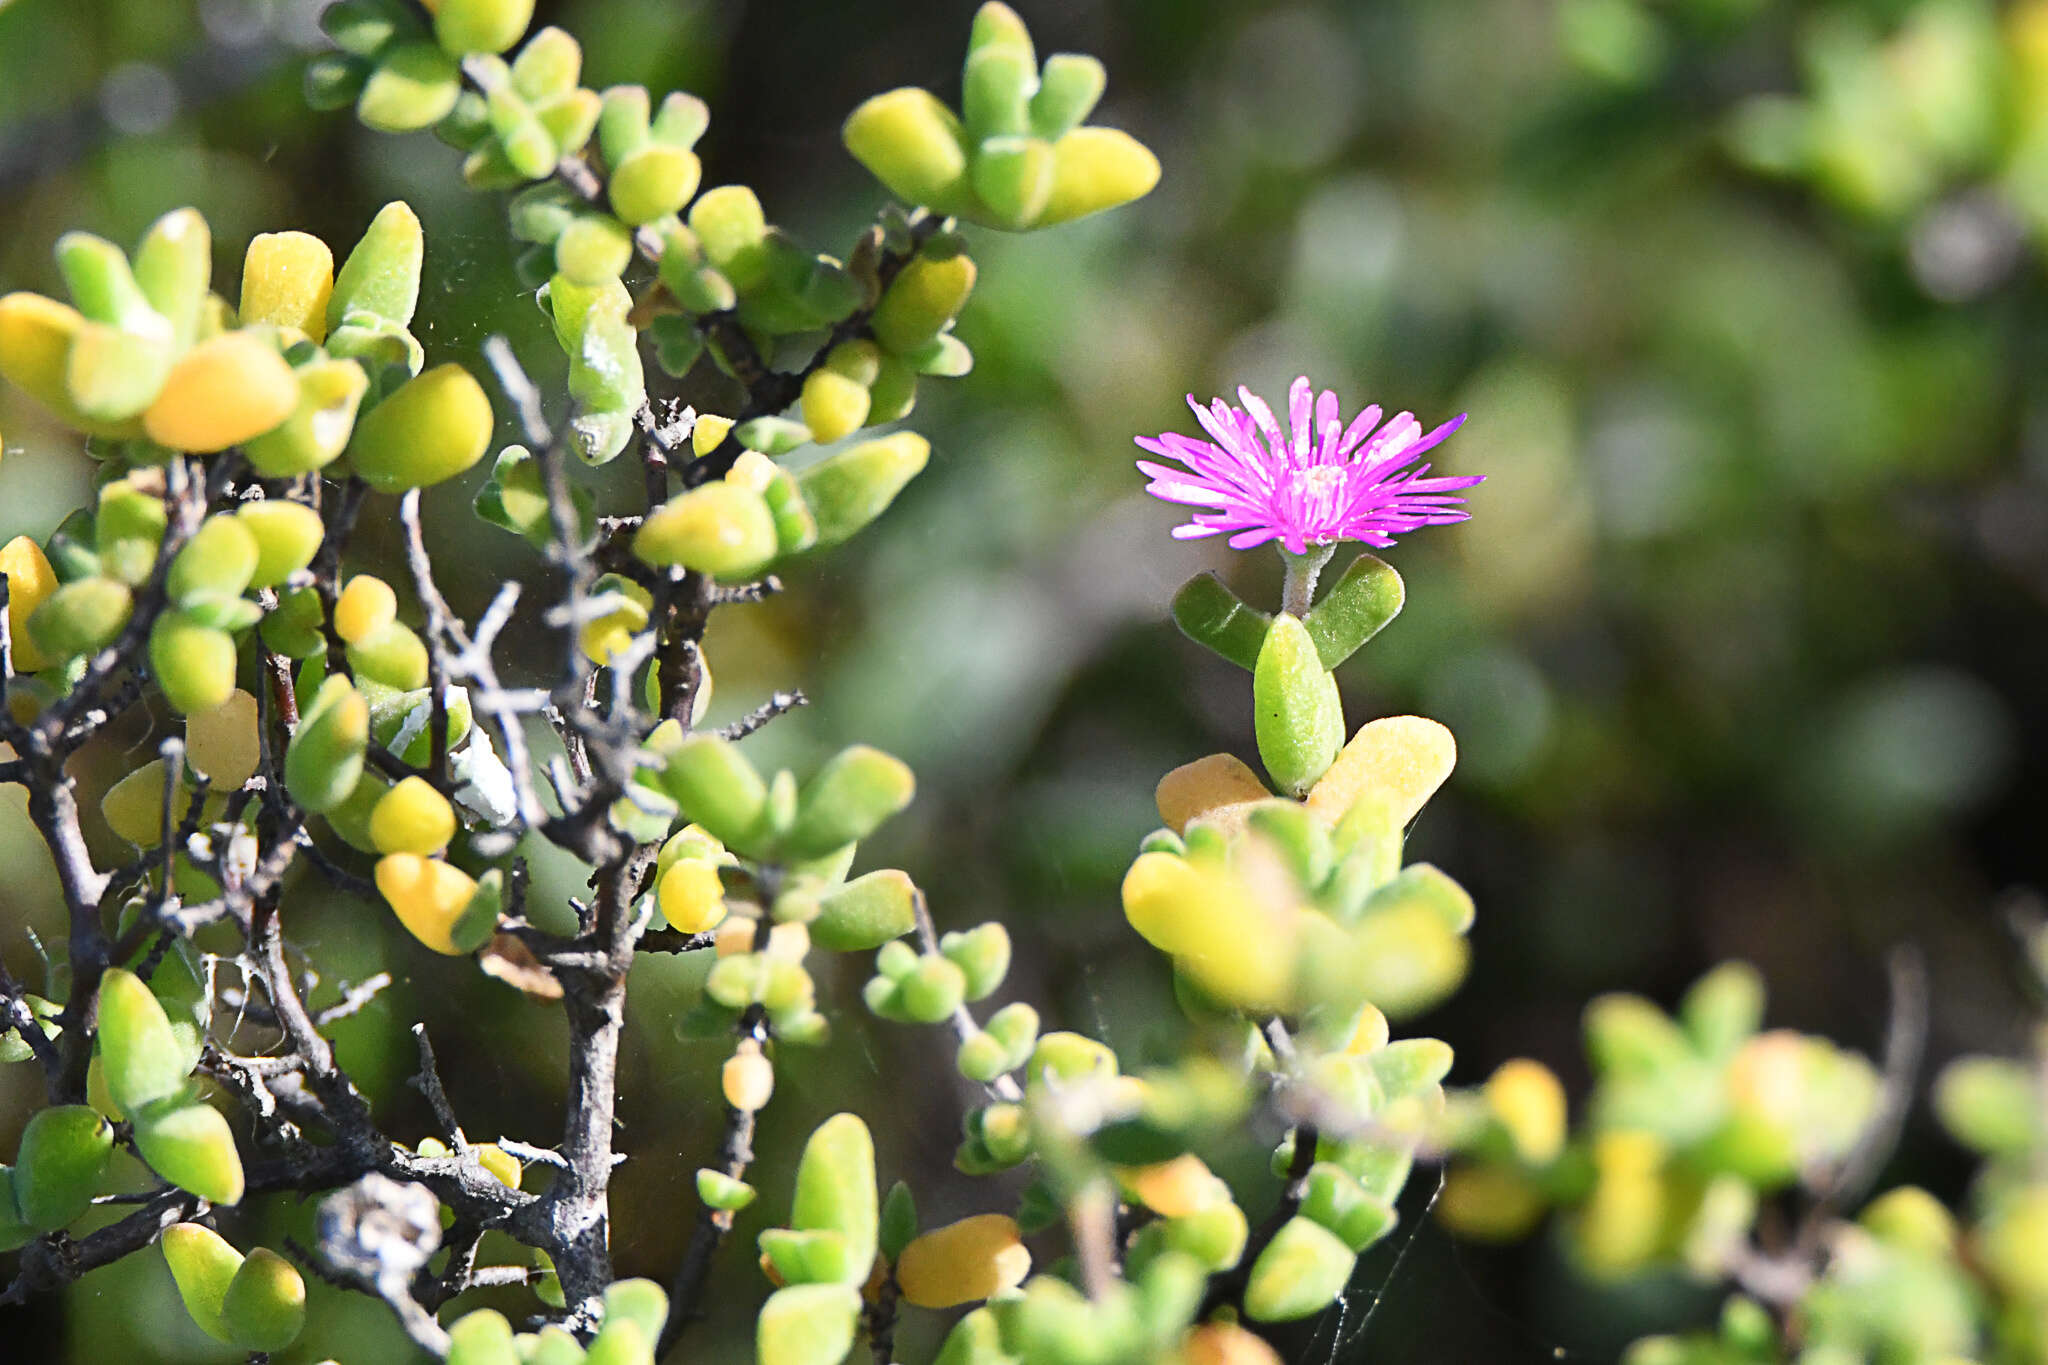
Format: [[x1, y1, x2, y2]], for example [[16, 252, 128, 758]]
[[1, 0, 2043, 1359]]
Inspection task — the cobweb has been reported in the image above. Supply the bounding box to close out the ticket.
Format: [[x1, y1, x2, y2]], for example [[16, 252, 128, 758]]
[[1301, 1169, 1607, 1364]]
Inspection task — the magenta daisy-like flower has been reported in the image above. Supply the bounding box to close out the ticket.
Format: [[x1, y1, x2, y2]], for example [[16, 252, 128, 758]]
[[1135, 376, 1481, 554]]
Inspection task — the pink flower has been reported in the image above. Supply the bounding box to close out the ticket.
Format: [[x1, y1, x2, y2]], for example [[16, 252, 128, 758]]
[[1136, 376, 1480, 554]]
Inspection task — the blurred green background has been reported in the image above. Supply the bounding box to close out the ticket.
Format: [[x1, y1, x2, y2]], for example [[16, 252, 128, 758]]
[[3, 0, 2047, 1359]]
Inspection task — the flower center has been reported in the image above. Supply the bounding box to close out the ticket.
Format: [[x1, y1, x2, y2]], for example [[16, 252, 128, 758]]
[[1292, 466, 1343, 496]]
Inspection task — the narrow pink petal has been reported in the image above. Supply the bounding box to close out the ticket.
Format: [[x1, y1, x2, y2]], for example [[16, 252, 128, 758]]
[[1287, 377, 1313, 458], [1237, 386, 1284, 449], [1315, 388, 1339, 434], [1337, 404, 1383, 456]]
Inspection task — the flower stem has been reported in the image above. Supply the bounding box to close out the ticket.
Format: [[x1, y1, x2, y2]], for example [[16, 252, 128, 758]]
[[1280, 544, 1336, 617]]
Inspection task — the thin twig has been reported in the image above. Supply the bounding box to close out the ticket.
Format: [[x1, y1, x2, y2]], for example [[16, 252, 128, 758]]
[[658, 1006, 769, 1357], [716, 690, 808, 741]]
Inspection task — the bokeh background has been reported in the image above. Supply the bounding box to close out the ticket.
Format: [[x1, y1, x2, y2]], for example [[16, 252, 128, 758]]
[[3, 0, 2046, 1359]]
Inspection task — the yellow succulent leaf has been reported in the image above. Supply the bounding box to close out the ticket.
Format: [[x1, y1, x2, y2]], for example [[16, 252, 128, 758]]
[[1037, 126, 1161, 228], [1436, 1163, 1549, 1243], [473, 1143, 522, 1190], [1120, 852, 1297, 1013], [333, 574, 397, 646], [370, 776, 456, 856], [1183, 1323, 1284, 1365], [1154, 753, 1271, 834], [239, 232, 335, 343], [102, 757, 173, 847], [692, 412, 734, 456], [374, 854, 478, 955], [715, 916, 758, 957], [1339, 1002, 1390, 1056], [143, 333, 299, 453], [1117, 1154, 1228, 1218], [1574, 1130, 1670, 1278], [185, 688, 260, 790], [1485, 1059, 1567, 1166], [1304, 716, 1456, 828], [0, 535, 60, 672], [0, 292, 143, 437], [658, 859, 728, 935], [895, 1214, 1030, 1309], [722, 1048, 774, 1112]]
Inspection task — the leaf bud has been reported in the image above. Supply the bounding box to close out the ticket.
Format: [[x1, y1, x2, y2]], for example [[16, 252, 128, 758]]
[[580, 573, 652, 665], [939, 922, 1010, 1001], [0, 292, 138, 437], [244, 358, 368, 477], [260, 585, 326, 659], [102, 759, 175, 846], [1030, 53, 1106, 140], [554, 212, 634, 284], [687, 185, 770, 289], [348, 619, 429, 690], [897, 955, 967, 1024], [54, 230, 163, 335], [305, 54, 370, 111], [163, 1222, 242, 1342], [65, 321, 172, 424], [1484, 1059, 1567, 1165], [697, 1169, 757, 1213], [963, 42, 1036, 143], [1027, 1031, 1116, 1084], [509, 26, 580, 99], [610, 144, 702, 227], [1163, 1201, 1251, 1270]]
